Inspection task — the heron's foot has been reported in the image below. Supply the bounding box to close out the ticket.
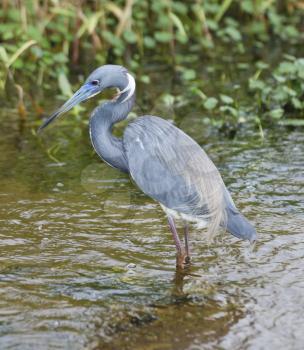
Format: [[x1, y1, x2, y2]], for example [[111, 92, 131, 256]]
[[176, 250, 191, 269]]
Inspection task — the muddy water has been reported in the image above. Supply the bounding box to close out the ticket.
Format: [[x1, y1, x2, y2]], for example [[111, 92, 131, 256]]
[[0, 89, 303, 349]]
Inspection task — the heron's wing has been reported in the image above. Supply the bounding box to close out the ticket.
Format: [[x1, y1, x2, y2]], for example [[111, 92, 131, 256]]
[[123, 116, 227, 237]]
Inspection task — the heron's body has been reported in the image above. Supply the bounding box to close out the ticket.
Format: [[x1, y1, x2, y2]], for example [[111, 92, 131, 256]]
[[40, 64, 256, 268]]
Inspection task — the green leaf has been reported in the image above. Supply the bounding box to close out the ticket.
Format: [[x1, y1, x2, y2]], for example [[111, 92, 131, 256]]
[[272, 86, 289, 102], [0, 45, 9, 64], [154, 31, 173, 43], [102, 31, 123, 48], [282, 86, 296, 97], [190, 87, 207, 100], [53, 52, 68, 64], [279, 119, 304, 126], [58, 72, 73, 98], [249, 78, 265, 91], [278, 61, 297, 75], [172, 2, 188, 14], [203, 97, 218, 110], [181, 69, 196, 81], [268, 108, 284, 119], [219, 105, 238, 117], [139, 75, 150, 84], [225, 27, 242, 41], [162, 93, 175, 107], [256, 61, 269, 70], [6, 40, 37, 68], [123, 30, 137, 44], [143, 37, 155, 48], [291, 97, 302, 109], [283, 54, 296, 61], [273, 74, 287, 83], [169, 12, 188, 41], [241, 0, 254, 14], [220, 94, 234, 104], [296, 59, 304, 79], [215, 0, 233, 22], [237, 63, 250, 70], [51, 7, 76, 17]]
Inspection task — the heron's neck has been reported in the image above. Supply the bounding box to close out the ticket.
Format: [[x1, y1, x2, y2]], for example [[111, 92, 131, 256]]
[[89, 96, 135, 173]]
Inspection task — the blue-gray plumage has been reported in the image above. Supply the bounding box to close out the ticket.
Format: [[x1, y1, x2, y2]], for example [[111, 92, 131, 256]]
[[39, 65, 256, 268]]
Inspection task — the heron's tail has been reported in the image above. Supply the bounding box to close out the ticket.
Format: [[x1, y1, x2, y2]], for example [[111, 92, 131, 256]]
[[225, 206, 257, 242]]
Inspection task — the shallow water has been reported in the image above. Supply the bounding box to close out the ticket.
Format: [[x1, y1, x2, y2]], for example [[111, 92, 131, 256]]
[[0, 82, 304, 350]]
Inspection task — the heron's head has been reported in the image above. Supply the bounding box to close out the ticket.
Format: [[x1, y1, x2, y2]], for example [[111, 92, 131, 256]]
[[38, 65, 135, 131]]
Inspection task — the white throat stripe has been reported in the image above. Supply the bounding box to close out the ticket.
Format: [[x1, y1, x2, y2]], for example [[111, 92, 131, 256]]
[[119, 73, 136, 103]]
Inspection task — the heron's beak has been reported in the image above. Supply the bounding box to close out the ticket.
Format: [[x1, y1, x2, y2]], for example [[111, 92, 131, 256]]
[[38, 83, 100, 132]]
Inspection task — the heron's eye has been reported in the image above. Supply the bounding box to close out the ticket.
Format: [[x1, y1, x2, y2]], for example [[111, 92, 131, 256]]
[[91, 80, 99, 86]]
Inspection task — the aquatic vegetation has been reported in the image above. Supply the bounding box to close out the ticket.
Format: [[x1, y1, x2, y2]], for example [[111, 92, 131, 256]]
[[0, 1, 303, 129], [249, 56, 304, 124], [185, 56, 304, 132]]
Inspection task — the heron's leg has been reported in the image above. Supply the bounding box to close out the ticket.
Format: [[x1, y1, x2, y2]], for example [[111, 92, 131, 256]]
[[167, 216, 190, 268], [183, 223, 191, 263], [167, 216, 182, 254]]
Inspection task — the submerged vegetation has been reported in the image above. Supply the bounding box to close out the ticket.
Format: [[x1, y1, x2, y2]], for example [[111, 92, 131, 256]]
[[0, 0, 304, 130]]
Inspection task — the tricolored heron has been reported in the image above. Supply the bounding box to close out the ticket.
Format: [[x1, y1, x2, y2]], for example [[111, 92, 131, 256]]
[[39, 65, 256, 268]]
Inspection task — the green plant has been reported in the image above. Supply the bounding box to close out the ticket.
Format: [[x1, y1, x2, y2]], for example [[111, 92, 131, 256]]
[[249, 55, 304, 123], [0, 0, 303, 129]]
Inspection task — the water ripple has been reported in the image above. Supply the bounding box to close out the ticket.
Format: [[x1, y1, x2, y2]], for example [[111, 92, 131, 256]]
[[0, 120, 303, 349]]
